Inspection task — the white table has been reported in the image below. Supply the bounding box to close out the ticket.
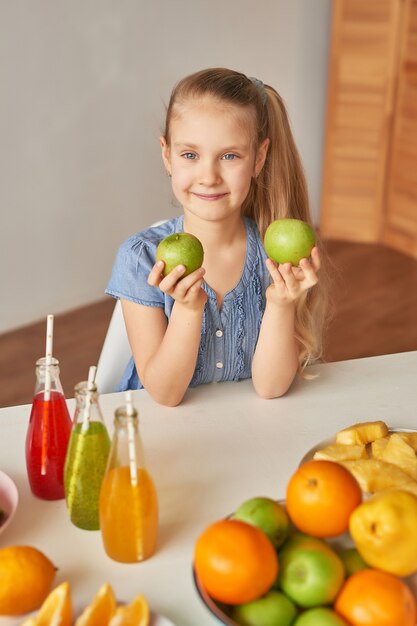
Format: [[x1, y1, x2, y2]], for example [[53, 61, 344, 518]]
[[1, 351, 417, 626]]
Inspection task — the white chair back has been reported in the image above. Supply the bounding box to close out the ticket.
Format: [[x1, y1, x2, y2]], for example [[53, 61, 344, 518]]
[[95, 220, 168, 394], [95, 299, 131, 394]]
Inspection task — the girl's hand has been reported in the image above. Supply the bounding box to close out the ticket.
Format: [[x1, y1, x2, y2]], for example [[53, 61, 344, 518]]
[[147, 261, 208, 310], [265, 246, 320, 307]]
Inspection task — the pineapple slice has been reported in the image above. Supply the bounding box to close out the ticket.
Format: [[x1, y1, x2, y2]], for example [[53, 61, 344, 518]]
[[313, 443, 367, 462], [371, 436, 390, 459], [340, 459, 414, 493], [395, 431, 417, 452], [380, 433, 417, 481], [336, 420, 389, 445], [395, 482, 417, 498]]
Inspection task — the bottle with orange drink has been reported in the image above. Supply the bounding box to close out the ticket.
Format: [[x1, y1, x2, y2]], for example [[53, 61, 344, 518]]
[[99, 392, 158, 563]]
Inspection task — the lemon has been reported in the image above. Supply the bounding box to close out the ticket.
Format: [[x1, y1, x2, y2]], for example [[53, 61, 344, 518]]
[[75, 583, 116, 626], [109, 594, 150, 626], [33, 581, 72, 626], [0, 546, 57, 615]]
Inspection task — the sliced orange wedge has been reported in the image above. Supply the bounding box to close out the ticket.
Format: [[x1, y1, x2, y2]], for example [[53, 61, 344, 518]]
[[32, 581, 72, 626], [75, 583, 117, 626], [108, 594, 150, 626], [19, 619, 36, 626]]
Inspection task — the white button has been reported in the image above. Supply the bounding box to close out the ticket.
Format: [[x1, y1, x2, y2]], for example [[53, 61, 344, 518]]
[[215, 329, 223, 337], [216, 361, 223, 369]]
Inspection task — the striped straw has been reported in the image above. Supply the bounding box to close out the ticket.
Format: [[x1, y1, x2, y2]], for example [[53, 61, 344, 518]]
[[125, 391, 137, 486]]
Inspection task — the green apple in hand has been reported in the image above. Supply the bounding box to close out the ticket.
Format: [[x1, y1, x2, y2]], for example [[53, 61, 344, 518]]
[[232, 497, 290, 549], [231, 591, 297, 626], [294, 607, 350, 626], [156, 232, 204, 276], [278, 544, 345, 608], [264, 218, 315, 266]]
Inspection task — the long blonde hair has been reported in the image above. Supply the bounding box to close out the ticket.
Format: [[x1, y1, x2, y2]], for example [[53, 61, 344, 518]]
[[163, 67, 331, 372]]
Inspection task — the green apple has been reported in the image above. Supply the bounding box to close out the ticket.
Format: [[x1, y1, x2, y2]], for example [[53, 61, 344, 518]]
[[271, 533, 329, 591], [336, 546, 368, 576], [231, 591, 297, 626], [278, 544, 345, 608], [263, 218, 315, 266], [231, 497, 290, 549], [279, 532, 329, 559], [155, 232, 204, 276], [294, 607, 350, 626]]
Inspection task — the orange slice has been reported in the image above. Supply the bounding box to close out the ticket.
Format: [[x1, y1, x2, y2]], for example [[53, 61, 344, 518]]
[[108, 594, 150, 626], [34, 581, 72, 626], [75, 583, 117, 626]]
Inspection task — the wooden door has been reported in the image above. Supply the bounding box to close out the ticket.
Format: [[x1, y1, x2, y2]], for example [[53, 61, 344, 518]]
[[320, 0, 403, 242], [383, 0, 417, 259]]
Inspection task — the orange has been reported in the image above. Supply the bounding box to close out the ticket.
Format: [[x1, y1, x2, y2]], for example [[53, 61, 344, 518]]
[[286, 460, 362, 537], [75, 583, 116, 626], [335, 568, 417, 626], [194, 519, 278, 605], [33, 582, 72, 626], [108, 594, 149, 626]]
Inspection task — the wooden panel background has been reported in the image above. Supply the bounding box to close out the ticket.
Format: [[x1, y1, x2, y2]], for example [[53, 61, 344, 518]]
[[320, 0, 403, 242], [384, 0, 417, 259]]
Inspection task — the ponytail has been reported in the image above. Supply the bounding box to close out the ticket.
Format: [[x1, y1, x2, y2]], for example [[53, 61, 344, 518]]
[[243, 85, 331, 373], [242, 86, 312, 239]]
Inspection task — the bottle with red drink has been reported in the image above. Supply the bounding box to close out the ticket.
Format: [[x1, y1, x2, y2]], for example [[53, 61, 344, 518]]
[[26, 356, 72, 500]]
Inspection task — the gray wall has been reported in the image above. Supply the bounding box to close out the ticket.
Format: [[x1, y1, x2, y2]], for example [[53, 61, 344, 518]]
[[0, 0, 332, 333]]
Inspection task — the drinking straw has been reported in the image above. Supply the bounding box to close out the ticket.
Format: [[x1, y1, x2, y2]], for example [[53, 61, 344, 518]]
[[81, 366, 97, 433], [44, 314, 54, 401], [126, 391, 138, 486], [41, 314, 54, 475]]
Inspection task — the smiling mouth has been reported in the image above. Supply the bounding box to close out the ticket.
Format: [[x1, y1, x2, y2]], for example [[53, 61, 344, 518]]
[[192, 192, 229, 201]]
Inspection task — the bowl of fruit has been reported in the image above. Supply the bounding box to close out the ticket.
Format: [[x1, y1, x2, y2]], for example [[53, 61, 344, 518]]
[[193, 426, 417, 626]]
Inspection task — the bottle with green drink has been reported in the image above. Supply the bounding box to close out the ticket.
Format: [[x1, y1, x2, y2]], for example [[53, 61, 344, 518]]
[[64, 366, 111, 530]]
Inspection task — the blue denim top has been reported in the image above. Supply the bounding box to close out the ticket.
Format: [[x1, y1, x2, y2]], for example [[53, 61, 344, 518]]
[[105, 215, 270, 391]]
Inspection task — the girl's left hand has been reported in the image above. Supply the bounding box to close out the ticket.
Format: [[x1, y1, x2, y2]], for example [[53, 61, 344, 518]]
[[265, 246, 320, 306]]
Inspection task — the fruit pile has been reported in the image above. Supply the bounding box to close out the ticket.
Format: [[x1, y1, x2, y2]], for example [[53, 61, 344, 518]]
[[194, 457, 417, 626]]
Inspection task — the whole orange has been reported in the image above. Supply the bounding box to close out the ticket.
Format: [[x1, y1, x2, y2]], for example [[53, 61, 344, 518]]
[[194, 519, 278, 605], [335, 568, 417, 626], [286, 460, 361, 537]]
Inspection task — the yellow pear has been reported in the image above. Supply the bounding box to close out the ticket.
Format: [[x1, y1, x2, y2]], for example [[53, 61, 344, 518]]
[[349, 489, 417, 576]]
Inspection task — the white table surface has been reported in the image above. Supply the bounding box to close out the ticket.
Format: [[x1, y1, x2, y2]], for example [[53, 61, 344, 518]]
[[1, 351, 417, 626]]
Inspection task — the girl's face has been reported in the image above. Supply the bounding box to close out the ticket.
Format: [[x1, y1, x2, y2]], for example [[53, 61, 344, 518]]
[[160, 97, 269, 223]]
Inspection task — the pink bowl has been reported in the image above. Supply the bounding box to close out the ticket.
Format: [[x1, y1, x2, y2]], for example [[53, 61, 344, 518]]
[[0, 470, 19, 536]]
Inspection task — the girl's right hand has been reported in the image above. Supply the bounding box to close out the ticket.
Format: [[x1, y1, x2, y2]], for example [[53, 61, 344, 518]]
[[147, 261, 207, 309]]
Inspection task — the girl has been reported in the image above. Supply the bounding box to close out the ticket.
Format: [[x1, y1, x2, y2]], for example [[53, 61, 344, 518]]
[[106, 67, 328, 406]]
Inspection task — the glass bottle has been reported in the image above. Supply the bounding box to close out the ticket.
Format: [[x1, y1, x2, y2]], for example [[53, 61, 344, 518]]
[[64, 381, 111, 530], [99, 399, 158, 563], [25, 357, 72, 500]]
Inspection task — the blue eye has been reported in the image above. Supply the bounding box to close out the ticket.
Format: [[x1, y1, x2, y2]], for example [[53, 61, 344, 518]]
[[222, 153, 237, 160], [182, 152, 197, 160]]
